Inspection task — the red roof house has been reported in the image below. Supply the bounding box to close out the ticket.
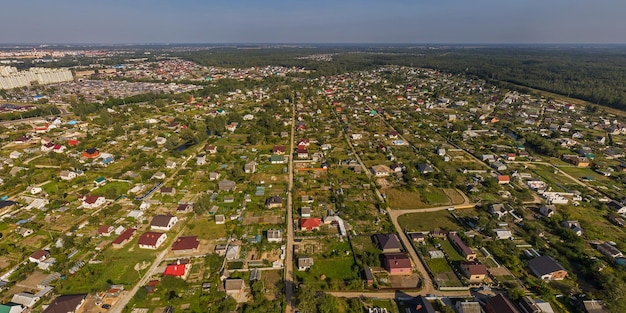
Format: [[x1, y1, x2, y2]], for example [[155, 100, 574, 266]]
[[497, 175, 510, 184], [300, 218, 321, 231], [163, 259, 191, 279], [171, 236, 200, 253], [67, 139, 80, 146], [112, 228, 136, 248], [82, 148, 100, 158], [138, 232, 167, 249], [272, 145, 286, 155], [383, 253, 412, 275], [97, 225, 114, 237]]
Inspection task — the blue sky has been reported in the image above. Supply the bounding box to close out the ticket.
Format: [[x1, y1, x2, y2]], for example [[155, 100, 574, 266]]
[[1, 0, 625, 44]]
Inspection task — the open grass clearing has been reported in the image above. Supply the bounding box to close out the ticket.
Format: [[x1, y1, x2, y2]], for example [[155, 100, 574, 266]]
[[397, 210, 461, 232]]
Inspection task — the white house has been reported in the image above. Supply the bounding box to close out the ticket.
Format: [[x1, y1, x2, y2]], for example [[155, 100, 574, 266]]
[[81, 196, 106, 209], [138, 232, 167, 249], [149, 214, 178, 231]]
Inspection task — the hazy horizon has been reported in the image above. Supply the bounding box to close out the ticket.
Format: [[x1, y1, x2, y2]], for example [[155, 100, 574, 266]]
[[1, 0, 625, 45]]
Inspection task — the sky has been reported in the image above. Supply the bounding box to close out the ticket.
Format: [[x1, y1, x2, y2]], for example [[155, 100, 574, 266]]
[[1, 0, 625, 44]]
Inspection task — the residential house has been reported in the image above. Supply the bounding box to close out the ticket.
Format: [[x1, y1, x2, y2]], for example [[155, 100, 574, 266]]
[[494, 228, 513, 240], [597, 242, 623, 259], [417, 163, 434, 174], [171, 236, 200, 254], [224, 279, 245, 298], [0, 303, 24, 313], [209, 172, 220, 181], [94, 176, 106, 187], [448, 232, 476, 261], [455, 301, 483, 313], [214, 244, 227, 256], [213, 214, 226, 224], [159, 186, 176, 196], [29, 250, 50, 263], [270, 155, 286, 164], [41, 142, 55, 152], [461, 262, 488, 283], [383, 253, 412, 275], [112, 228, 136, 248], [491, 161, 507, 171], [497, 175, 511, 184], [373, 234, 402, 253], [489, 204, 508, 219], [82, 148, 100, 158], [165, 160, 176, 169], [163, 259, 191, 280], [218, 180, 236, 192], [296, 145, 309, 159], [152, 172, 166, 180], [267, 229, 283, 243], [484, 294, 520, 313], [410, 232, 426, 243], [518, 296, 542, 313], [176, 203, 192, 214], [138, 232, 167, 249], [205, 145, 217, 154], [58, 170, 78, 181], [562, 220, 584, 236], [481, 154, 496, 162], [97, 225, 114, 237], [42, 294, 87, 313], [607, 200, 626, 214], [196, 154, 206, 165], [272, 145, 286, 155], [562, 155, 590, 167], [265, 196, 283, 208], [226, 245, 240, 260], [297, 256, 314, 271], [300, 207, 311, 217], [150, 214, 178, 231], [406, 296, 436, 313], [528, 255, 568, 280], [539, 204, 556, 217], [81, 195, 106, 209], [300, 218, 321, 231], [371, 165, 391, 177], [11, 293, 40, 308], [244, 161, 256, 174]]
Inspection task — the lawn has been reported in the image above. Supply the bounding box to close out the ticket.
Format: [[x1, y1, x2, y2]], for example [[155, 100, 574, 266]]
[[386, 186, 453, 210], [386, 188, 424, 209], [91, 181, 131, 198], [397, 210, 460, 232], [559, 166, 611, 183], [425, 257, 454, 273], [54, 246, 157, 294], [186, 217, 228, 240], [420, 186, 451, 206], [529, 164, 577, 192], [295, 256, 360, 289], [437, 239, 465, 262]]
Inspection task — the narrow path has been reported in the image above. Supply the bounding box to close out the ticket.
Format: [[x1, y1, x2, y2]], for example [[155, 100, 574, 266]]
[[284, 99, 296, 313]]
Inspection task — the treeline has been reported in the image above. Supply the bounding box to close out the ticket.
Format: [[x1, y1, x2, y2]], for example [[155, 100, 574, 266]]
[[178, 46, 626, 110], [0, 105, 60, 122]]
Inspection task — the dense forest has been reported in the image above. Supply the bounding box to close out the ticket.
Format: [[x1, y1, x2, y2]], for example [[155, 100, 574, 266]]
[[176, 45, 626, 110]]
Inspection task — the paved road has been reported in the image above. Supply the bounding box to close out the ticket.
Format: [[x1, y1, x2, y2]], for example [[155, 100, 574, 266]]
[[284, 100, 296, 313]]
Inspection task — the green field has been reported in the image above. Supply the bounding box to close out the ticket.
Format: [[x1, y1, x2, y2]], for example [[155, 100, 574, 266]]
[[397, 210, 460, 232]]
